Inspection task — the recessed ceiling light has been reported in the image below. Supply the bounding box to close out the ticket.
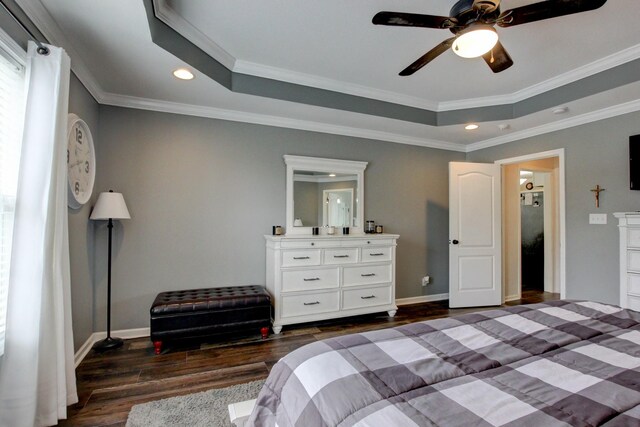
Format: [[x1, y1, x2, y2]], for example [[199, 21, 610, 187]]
[[465, 124, 479, 130], [173, 68, 194, 80], [329, 174, 336, 177], [553, 106, 569, 114]]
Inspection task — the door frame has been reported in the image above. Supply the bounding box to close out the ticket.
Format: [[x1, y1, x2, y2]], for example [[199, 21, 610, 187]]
[[494, 149, 566, 299]]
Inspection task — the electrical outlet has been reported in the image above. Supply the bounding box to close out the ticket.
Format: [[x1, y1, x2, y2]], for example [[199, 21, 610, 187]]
[[421, 276, 430, 286], [589, 213, 607, 225]]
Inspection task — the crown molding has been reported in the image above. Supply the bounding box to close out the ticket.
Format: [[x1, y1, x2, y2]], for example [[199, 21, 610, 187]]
[[152, 0, 236, 70], [466, 98, 640, 152], [233, 59, 440, 111], [16, 0, 640, 155], [99, 91, 466, 152], [440, 44, 640, 111], [15, 0, 104, 103], [153, 0, 640, 112]]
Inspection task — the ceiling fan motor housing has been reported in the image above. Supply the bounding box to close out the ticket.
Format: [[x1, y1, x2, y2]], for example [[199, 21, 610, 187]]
[[449, 0, 501, 33]]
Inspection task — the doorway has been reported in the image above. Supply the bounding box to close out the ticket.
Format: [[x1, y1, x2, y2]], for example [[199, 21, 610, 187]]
[[520, 170, 547, 292], [496, 149, 565, 301]]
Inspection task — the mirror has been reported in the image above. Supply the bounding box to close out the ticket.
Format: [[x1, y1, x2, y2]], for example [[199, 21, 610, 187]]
[[285, 155, 367, 235], [293, 172, 357, 227]]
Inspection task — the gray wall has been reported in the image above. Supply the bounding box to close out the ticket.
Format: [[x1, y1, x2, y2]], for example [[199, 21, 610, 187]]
[[94, 106, 463, 331], [80, 93, 640, 337], [467, 111, 640, 304], [67, 73, 99, 351]]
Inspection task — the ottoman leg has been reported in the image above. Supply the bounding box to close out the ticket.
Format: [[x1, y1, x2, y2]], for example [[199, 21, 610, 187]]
[[153, 340, 162, 355]]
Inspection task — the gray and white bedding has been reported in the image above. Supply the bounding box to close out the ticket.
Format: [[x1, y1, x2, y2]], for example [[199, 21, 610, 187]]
[[247, 300, 640, 426]]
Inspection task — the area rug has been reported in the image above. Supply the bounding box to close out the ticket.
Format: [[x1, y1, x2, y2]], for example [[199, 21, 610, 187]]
[[126, 379, 265, 427]]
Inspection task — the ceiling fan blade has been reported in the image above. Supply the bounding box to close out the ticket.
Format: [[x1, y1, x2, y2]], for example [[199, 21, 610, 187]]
[[498, 0, 607, 27], [399, 38, 455, 76], [482, 41, 513, 73], [372, 11, 455, 29]]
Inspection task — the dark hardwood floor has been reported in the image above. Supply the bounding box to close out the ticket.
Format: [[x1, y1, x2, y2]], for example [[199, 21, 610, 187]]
[[59, 290, 559, 426]]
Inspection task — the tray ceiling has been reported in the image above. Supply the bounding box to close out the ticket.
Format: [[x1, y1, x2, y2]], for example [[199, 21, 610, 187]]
[[18, 0, 640, 151]]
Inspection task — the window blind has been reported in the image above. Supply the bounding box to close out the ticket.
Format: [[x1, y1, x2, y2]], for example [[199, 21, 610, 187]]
[[0, 44, 25, 356]]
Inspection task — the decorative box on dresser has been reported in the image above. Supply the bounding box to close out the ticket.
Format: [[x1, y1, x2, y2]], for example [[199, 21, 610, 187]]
[[614, 212, 640, 310], [265, 234, 399, 334]]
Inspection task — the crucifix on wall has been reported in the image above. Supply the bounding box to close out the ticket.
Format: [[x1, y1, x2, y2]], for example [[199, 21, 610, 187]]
[[590, 184, 605, 208]]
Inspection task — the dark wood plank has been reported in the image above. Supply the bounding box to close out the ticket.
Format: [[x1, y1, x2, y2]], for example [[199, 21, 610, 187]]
[[57, 291, 559, 426]]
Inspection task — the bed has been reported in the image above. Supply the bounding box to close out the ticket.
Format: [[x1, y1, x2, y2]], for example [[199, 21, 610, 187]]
[[246, 300, 640, 426]]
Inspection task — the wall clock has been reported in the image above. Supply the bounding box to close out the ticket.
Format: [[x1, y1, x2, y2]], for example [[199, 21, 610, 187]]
[[67, 113, 96, 209]]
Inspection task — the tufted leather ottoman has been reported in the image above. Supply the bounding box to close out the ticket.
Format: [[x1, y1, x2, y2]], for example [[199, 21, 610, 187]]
[[150, 285, 271, 354]]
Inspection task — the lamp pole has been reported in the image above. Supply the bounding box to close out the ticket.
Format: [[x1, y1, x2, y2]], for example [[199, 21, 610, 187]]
[[91, 190, 130, 352], [93, 216, 123, 351]]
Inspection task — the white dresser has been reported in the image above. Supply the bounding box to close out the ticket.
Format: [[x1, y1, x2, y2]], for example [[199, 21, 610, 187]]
[[265, 234, 399, 334], [614, 212, 640, 310]]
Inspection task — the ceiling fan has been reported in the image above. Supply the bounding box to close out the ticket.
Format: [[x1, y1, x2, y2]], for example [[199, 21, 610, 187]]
[[372, 0, 607, 75]]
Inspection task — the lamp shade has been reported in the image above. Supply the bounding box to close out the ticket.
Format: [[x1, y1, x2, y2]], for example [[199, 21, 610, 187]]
[[90, 191, 131, 220]]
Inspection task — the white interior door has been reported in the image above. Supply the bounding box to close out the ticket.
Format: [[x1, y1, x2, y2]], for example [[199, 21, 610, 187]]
[[449, 162, 502, 308]]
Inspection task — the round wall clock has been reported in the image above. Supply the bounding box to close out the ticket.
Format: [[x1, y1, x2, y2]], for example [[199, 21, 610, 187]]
[[67, 113, 96, 209]]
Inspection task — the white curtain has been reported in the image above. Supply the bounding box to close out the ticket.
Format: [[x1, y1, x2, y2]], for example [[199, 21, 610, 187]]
[[0, 42, 77, 426]]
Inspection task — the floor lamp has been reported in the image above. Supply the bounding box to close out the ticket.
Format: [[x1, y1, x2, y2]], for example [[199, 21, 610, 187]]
[[90, 190, 131, 351]]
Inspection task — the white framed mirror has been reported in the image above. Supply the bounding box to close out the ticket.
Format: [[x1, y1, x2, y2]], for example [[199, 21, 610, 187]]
[[284, 155, 367, 235]]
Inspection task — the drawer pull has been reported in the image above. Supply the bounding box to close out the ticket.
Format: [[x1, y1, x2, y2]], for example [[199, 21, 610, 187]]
[[361, 295, 376, 300], [293, 256, 310, 260], [303, 301, 320, 306], [303, 277, 320, 281], [333, 255, 350, 258], [370, 253, 384, 256], [361, 273, 376, 277]]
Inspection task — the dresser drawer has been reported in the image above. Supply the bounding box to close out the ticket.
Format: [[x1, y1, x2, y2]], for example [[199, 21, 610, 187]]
[[628, 274, 640, 295], [629, 229, 640, 248], [627, 294, 640, 311], [281, 291, 340, 318], [282, 268, 339, 292], [324, 248, 359, 265], [628, 251, 640, 272], [362, 246, 392, 263], [281, 240, 334, 249], [282, 250, 321, 267], [348, 238, 395, 247], [343, 264, 392, 287], [343, 285, 392, 310]]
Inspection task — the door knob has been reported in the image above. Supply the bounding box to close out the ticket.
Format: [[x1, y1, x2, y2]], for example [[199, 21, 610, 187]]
[[451, 239, 459, 245]]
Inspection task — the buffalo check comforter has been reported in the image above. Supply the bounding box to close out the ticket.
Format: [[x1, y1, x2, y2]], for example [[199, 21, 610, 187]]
[[247, 300, 640, 426]]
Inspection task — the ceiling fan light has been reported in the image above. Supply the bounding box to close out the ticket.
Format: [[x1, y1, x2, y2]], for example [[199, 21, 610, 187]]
[[452, 26, 498, 58]]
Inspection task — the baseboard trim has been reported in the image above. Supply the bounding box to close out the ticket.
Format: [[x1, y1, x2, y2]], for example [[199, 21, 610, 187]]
[[396, 293, 449, 306], [73, 296, 452, 366], [504, 294, 521, 302], [74, 327, 150, 367]]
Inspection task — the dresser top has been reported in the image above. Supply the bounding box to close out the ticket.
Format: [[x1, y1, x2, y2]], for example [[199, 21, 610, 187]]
[[614, 212, 640, 218], [264, 233, 399, 241]]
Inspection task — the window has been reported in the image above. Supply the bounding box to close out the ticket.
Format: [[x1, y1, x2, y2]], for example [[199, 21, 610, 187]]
[[0, 40, 25, 355]]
